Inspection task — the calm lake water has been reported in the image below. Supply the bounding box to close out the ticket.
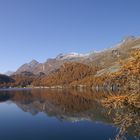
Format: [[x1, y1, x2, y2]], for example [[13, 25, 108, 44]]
[[0, 88, 139, 140]]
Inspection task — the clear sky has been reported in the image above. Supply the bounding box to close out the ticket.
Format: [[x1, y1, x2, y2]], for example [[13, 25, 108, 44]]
[[0, 0, 140, 73]]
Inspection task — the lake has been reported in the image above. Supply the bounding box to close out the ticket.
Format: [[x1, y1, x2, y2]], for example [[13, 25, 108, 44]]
[[0, 88, 139, 140]]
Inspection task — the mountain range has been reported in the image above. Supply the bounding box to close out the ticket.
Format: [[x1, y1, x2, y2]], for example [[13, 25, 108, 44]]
[[0, 35, 140, 90], [13, 36, 140, 76], [14, 52, 92, 75]]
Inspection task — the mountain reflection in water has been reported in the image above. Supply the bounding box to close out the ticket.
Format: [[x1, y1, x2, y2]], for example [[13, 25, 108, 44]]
[[0, 89, 139, 140]]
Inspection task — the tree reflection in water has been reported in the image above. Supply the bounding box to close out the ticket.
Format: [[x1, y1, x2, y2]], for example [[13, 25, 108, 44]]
[[0, 89, 139, 140]]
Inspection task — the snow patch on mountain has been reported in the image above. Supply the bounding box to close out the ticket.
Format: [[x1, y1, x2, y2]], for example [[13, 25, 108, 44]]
[[56, 52, 90, 60]]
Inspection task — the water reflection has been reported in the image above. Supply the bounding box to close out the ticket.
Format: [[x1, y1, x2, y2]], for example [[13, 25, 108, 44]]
[[0, 89, 139, 140]]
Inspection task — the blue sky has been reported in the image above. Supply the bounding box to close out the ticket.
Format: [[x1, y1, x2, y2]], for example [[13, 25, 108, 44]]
[[0, 0, 140, 73]]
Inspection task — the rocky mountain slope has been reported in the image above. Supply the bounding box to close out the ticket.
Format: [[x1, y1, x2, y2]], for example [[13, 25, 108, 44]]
[[32, 36, 140, 90]]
